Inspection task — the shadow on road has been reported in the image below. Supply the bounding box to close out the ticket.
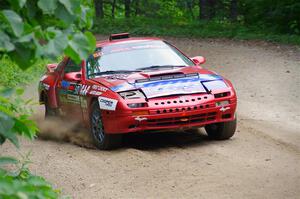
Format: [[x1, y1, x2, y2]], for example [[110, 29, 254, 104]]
[[121, 128, 212, 151], [37, 122, 214, 151]]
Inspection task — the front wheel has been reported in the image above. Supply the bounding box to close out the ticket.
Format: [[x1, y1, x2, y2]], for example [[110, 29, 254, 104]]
[[205, 117, 237, 140], [90, 101, 122, 150]]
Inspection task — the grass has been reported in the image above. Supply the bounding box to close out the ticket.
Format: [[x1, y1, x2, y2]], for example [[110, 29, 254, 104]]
[[92, 18, 300, 45], [0, 56, 47, 88]]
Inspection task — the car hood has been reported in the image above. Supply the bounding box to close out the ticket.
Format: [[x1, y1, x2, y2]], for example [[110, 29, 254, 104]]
[[91, 66, 228, 98]]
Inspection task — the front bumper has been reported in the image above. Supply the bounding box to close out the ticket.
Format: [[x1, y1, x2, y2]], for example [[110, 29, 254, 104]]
[[101, 94, 237, 134]]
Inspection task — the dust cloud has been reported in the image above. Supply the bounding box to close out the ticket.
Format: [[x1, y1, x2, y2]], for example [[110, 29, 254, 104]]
[[35, 116, 95, 149]]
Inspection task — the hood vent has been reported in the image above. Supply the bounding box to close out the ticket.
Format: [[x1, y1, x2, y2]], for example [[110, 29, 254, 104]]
[[135, 73, 198, 83]]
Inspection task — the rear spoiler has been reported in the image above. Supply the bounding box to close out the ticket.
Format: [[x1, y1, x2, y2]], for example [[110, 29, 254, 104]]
[[109, 33, 130, 41]]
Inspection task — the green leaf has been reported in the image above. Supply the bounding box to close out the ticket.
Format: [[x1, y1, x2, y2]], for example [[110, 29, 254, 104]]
[[64, 32, 95, 64], [38, 0, 58, 14], [8, 42, 36, 70], [84, 31, 96, 51], [9, 0, 27, 9], [0, 129, 19, 148], [44, 33, 68, 60], [2, 10, 24, 37], [58, 0, 79, 15], [0, 31, 15, 52], [54, 3, 75, 25], [0, 157, 18, 166], [0, 88, 14, 98], [64, 45, 80, 63], [0, 111, 15, 134]]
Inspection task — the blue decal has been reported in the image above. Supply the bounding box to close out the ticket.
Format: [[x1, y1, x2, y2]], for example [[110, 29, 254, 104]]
[[199, 74, 222, 81], [110, 74, 223, 93], [61, 80, 70, 89], [138, 77, 200, 88]]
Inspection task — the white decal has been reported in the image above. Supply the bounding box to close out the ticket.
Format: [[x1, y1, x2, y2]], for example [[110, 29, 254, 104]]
[[42, 83, 50, 90], [80, 85, 91, 95], [89, 90, 102, 95], [98, 97, 118, 111], [40, 75, 47, 81], [134, 117, 147, 122], [220, 107, 230, 112], [92, 85, 108, 92]]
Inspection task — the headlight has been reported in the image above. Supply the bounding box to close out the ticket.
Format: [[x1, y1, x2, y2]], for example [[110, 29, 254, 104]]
[[216, 100, 230, 107], [127, 103, 147, 108], [119, 90, 145, 99]]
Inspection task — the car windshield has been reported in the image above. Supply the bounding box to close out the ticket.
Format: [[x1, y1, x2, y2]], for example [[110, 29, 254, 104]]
[[86, 40, 194, 77]]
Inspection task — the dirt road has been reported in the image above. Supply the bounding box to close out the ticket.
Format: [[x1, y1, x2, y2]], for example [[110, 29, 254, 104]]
[[2, 37, 300, 199]]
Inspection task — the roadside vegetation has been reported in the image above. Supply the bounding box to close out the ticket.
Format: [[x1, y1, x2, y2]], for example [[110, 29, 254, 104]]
[[92, 0, 300, 45], [0, 56, 46, 88]]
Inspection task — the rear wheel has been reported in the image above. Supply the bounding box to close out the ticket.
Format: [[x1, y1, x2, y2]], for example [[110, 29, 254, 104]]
[[205, 117, 237, 140], [90, 101, 122, 150]]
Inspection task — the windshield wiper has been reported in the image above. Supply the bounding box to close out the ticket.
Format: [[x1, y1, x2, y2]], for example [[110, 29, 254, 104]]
[[138, 65, 186, 70], [89, 70, 141, 76]]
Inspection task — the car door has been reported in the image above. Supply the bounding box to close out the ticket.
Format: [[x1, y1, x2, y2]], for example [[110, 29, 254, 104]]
[[57, 59, 84, 121]]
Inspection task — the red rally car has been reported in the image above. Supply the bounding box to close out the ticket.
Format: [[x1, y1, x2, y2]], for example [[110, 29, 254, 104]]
[[39, 33, 237, 149]]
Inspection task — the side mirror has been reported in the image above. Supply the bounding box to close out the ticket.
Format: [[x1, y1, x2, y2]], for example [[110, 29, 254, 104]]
[[47, 63, 58, 72], [64, 72, 82, 82], [191, 56, 206, 65]]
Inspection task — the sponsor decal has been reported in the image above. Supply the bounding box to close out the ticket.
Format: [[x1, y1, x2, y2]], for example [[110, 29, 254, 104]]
[[92, 85, 108, 92], [59, 94, 80, 104], [220, 107, 230, 112], [61, 80, 71, 89], [74, 84, 81, 94], [42, 83, 50, 90], [89, 90, 102, 95], [141, 77, 206, 98], [67, 94, 80, 101], [98, 97, 118, 111], [40, 75, 47, 81], [80, 96, 88, 109], [134, 117, 147, 122], [79, 85, 90, 95], [93, 51, 102, 58]]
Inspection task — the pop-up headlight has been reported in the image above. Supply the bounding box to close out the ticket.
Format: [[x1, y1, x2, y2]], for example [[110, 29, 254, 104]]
[[119, 90, 145, 99]]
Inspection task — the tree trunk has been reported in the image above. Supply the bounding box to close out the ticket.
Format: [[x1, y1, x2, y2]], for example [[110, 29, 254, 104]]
[[112, 0, 116, 18], [230, 0, 238, 21], [207, 0, 216, 19], [134, 0, 139, 16], [124, 0, 131, 18], [199, 0, 208, 20], [187, 0, 195, 19], [94, 0, 104, 18]]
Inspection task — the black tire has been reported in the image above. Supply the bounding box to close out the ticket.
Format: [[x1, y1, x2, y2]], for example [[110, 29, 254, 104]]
[[205, 117, 237, 140], [90, 101, 122, 150], [44, 96, 58, 118]]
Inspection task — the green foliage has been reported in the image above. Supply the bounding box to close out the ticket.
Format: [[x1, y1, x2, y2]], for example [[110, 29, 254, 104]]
[[241, 0, 300, 34], [0, 153, 60, 199], [0, 87, 38, 148], [0, 0, 96, 69], [94, 0, 300, 44]]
